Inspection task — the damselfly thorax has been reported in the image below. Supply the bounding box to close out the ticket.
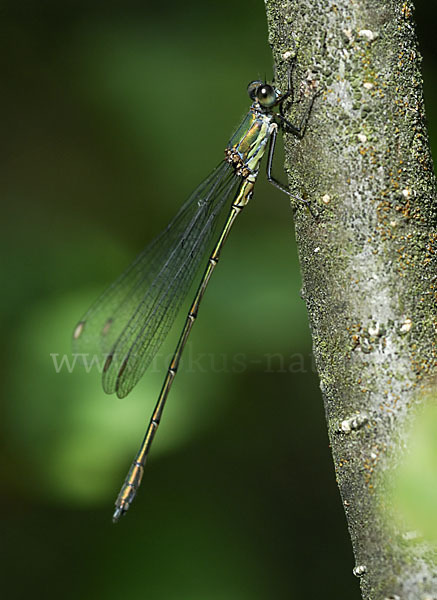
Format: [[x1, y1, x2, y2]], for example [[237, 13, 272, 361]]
[[225, 104, 277, 181]]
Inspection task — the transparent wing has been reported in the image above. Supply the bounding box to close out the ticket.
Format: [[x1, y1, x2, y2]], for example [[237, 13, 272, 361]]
[[73, 160, 241, 398]]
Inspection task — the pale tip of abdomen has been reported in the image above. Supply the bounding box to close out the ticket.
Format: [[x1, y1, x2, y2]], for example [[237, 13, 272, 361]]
[[112, 505, 124, 524]]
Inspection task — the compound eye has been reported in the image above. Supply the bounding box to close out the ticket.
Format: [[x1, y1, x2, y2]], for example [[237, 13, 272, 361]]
[[256, 84, 276, 107], [247, 80, 263, 100]]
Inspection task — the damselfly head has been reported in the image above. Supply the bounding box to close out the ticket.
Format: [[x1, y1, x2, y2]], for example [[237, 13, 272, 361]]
[[247, 81, 276, 108]]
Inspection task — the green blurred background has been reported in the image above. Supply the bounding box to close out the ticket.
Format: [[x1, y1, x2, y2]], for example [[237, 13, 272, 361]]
[[1, 1, 435, 598]]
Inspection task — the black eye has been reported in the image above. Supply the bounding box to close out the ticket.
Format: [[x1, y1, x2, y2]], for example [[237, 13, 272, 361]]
[[256, 84, 276, 107], [247, 80, 263, 100]]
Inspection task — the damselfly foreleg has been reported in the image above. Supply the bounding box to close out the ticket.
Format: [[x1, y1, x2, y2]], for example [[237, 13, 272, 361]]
[[266, 75, 321, 216]]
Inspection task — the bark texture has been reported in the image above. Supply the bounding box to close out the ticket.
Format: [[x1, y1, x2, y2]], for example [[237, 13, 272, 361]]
[[265, 0, 437, 598]]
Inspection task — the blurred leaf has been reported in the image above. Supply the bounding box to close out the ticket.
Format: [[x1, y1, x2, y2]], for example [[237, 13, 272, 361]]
[[390, 391, 437, 542], [5, 285, 231, 506]]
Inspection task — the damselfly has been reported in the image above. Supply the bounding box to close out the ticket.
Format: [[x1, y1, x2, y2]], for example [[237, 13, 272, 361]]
[[73, 60, 319, 522]]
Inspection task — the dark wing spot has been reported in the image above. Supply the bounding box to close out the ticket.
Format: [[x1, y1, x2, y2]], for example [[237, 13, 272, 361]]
[[117, 358, 128, 382], [104, 353, 113, 373]]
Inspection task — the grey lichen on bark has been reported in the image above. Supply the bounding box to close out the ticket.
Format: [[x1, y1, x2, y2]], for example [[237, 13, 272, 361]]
[[264, 0, 436, 598]]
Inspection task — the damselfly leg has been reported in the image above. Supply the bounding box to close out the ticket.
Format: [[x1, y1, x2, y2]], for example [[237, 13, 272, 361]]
[[267, 66, 321, 216]]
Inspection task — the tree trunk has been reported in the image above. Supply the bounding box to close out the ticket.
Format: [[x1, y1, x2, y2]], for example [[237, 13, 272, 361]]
[[264, 0, 437, 598]]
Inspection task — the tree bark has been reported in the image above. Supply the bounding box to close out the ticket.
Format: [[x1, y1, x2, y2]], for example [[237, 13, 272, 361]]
[[264, 0, 437, 598]]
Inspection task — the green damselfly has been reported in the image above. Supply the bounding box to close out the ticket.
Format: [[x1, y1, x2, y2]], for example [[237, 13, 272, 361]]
[[73, 60, 319, 522]]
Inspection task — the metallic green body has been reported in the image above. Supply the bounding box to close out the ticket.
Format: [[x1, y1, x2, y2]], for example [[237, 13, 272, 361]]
[[113, 88, 281, 522], [226, 107, 276, 180]]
